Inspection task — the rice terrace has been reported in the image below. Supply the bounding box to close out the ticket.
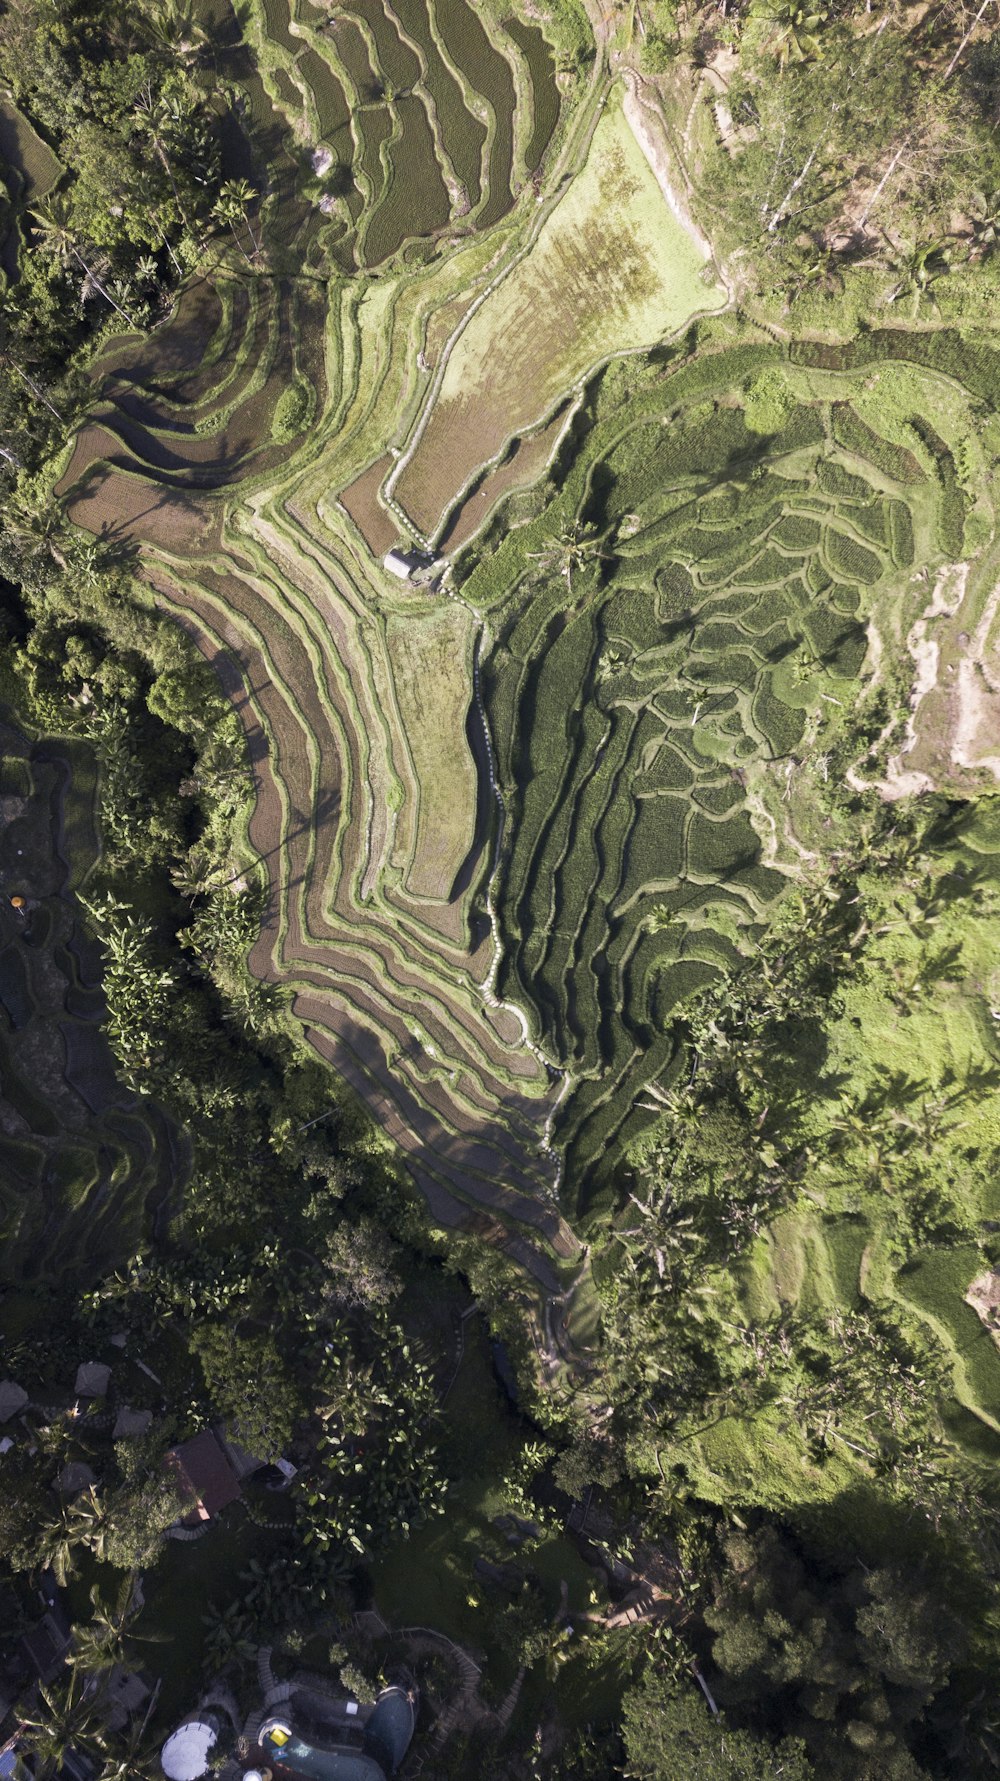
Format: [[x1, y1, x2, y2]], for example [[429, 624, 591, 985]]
[[11, 0, 1000, 1757], [46, 0, 1000, 1349]]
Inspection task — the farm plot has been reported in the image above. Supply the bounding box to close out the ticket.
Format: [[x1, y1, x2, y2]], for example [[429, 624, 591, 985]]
[[463, 339, 977, 1203], [385, 600, 479, 902], [0, 94, 61, 200], [390, 98, 725, 540], [245, 0, 558, 270]]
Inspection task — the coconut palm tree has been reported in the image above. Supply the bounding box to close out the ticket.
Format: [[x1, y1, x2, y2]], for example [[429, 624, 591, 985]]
[[31, 199, 137, 327], [134, 84, 194, 236], [18, 1670, 105, 1779], [213, 180, 261, 262], [886, 238, 954, 314], [34, 1508, 81, 1588], [202, 1599, 256, 1669], [141, 0, 207, 65], [69, 1578, 148, 1679], [529, 521, 612, 598], [766, 0, 829, 68], [93, 1690, 163, 1781]]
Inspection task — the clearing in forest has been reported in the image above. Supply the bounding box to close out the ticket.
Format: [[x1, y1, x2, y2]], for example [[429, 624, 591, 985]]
[[390, 94, 725, 541]]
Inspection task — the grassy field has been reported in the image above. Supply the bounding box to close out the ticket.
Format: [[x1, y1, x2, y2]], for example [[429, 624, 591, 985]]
[[385, 600, 479, 902], [0, 93, 62, 199], [391, 95, 725, 540]]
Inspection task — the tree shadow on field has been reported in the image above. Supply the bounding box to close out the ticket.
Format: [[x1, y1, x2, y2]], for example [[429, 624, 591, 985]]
[[449, 696, 493, 908]]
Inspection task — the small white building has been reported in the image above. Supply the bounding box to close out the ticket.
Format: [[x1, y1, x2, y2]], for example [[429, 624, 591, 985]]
[[383, 548, 417, 580]]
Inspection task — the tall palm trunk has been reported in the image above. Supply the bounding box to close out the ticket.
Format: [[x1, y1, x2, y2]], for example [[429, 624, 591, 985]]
[[70, 244, 136, 327]]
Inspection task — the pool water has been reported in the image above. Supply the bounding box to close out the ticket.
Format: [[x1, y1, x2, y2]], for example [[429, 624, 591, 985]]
[[260, 1728, 384, 1781]]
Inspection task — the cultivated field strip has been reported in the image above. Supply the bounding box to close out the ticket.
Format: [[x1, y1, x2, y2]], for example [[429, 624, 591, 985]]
[[244, 0, 560, 271], [81, 245, 578, 1290], [462, 338, 978, 1208]]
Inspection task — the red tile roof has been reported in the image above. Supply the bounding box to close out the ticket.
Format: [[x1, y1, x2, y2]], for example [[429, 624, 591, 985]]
[[165, 1428, 242, 1520]]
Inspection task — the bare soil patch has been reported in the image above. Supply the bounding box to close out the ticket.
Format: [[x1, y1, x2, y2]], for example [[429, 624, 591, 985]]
[[340, 454, 400, 555]]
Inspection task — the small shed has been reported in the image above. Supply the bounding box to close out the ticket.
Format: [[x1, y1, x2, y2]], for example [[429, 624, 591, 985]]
[[383, 548, 416, 580], [74, 1361, 112, 1398], [382, 546, 437, 582], [0, 1381, 27, 1424]]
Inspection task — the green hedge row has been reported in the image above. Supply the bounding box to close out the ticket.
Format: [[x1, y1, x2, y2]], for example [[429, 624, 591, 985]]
[[790, 326, 1000, 409], [831, 402, 926, 485], [910, 417, 967, 557]]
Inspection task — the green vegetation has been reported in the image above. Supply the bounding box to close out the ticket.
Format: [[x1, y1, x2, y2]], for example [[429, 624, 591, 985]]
[[390, 97, 725, 541], [4, 0, 1000, 1773]]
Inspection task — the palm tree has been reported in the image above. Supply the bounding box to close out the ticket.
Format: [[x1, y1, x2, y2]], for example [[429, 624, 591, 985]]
[[766, 0, 829, 68], [141, 0, 207, 65], [67, 1485, 112, 1565], [202, 1600, 256, 1669], [528, 521, 612, 598], [169, 846, 228, 903], [69, 1578, 145, 1679], [31, 199, 137, 327], [18, 1670, 105, 1779], [887, 238, 954, 314], [134, 84, 194, 235], [92, 1679, 162, 1781], [34, 1507, 82, 1588], [213, 180, 261, 262]]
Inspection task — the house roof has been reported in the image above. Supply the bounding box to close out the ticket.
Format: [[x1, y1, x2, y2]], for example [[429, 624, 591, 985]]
[[165, 1429, 241, 1517], [0, 1382, 27, 1424], [74, 1362, 111, 1398]]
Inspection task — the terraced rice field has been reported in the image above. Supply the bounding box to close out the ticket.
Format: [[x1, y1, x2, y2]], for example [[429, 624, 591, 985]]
[[55, 246, 586, 1293], [0, 94, 62, 200], [54, 0, 1000, 1306], [462, 338, 986, 1202], [247, 0, 561, 270], [390, 99, 726, 542], [0, 92, 62, 281], [0, 724, 185, 1280]]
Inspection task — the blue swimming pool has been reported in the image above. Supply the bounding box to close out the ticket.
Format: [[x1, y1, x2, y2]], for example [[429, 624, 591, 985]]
[[259, 1727, 384, 1781]]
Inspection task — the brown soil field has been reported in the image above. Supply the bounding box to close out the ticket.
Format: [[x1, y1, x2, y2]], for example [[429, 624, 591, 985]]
[[340, 454, 400, 555], [64, 468, 214, 552], [438, 405, 568, 552]]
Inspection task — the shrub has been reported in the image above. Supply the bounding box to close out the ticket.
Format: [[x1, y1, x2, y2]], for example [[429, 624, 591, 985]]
[[271, 378, 310, 442], [832, 403, 925, 484], [743, 369, 795, 435]]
